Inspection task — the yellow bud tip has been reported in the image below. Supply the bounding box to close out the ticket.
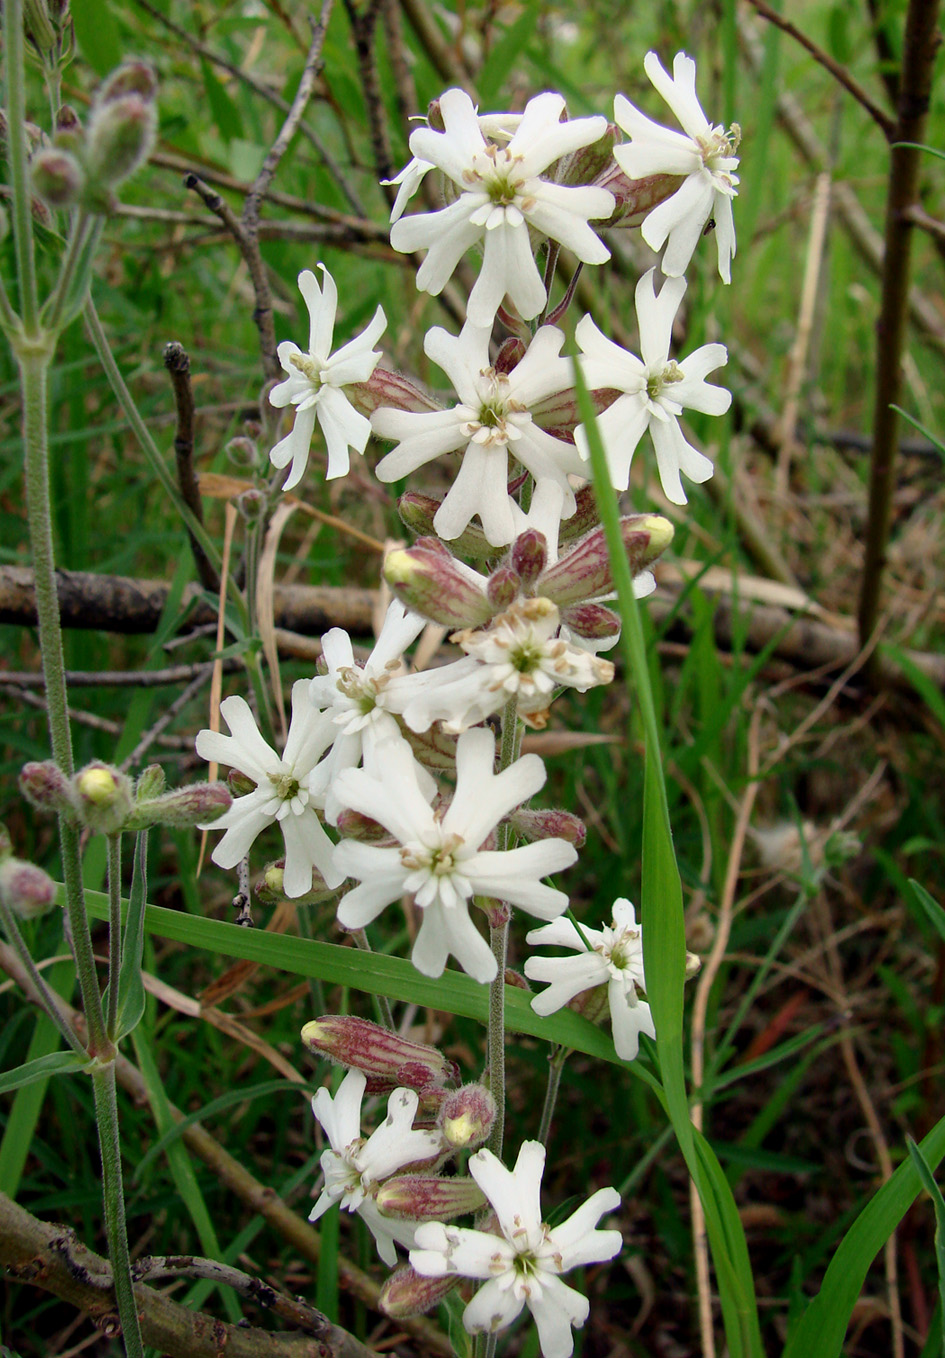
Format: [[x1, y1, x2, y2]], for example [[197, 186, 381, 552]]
[[382, 549, 419, 586], [264, 866, 284, 890], [641, 514, 674, 552], [77, 767, 120, 804], [300, 1020, 326, 1044], [443, 1112, 476, 1146]]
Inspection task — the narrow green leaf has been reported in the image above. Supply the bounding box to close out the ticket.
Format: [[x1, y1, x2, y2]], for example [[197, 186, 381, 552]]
[[70, 0, 122, 74], [909, 880, 945, 946], [784, 1112, 945, 1357], [113, 831, 149, 1041], [906, 1138, 945, 1357], [0, 1049, 89, 1096], [477, 9, 540, 105], [200, 58, 245, 142]]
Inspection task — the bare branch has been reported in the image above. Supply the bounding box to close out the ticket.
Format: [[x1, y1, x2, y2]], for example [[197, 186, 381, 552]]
[[163, 342, 218, 592]]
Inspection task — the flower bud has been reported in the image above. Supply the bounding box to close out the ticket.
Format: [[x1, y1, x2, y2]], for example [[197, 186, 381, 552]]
[[228, 768, 256, 797], [541, 514, 674, 607], [376, 1174, 485, 1221], [402, 724, 459, 773], [384, 545, 493, 628], [85, 92, 156, 191], [510, 529, 547, 587], [32, 147, 82, 207], [509, 807, 586, 848], [0, 856, 57, 919], [505, 968, 531, 991], [596, 164, 687, 229], [73, 763, 133, 835], [558, 483, 601, 543], [255, 861, 337, 905], [128, 780, 232, 830], [685, 950, 702, 980], [494, 335, 527, 374], [97, 62, 158, 104], [554, 122, 621, 187], [135, 764, 165, 800], [398, 495, 496, 561], [301, 1015, 459, 1093], [438, 1083, 495, 1150], [379, 1265, 458, 1319], [19, 761, 76, 816], [559, 602, 621, 642], [237, 488, 265, 523], [334, 807, 390, 842], [55, 105, 84, 153], [486, 566, 519, 610], [353, 367, 439, 419]]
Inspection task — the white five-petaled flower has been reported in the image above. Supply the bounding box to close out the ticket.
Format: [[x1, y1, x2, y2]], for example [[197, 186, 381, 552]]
[[410, 1140, 621, 1358], [373, 322, 585, 547], [310, 1068, 443, 1266], [332, 728, 576, 982], [389, 89, 614, 326], [575, 268, 731, 504], [269, 265, 386, 489], [524, 898, 655, 1062], [195, 681, 343, 897], [613, 51, 740, 283], [308, 600, 428, 821]]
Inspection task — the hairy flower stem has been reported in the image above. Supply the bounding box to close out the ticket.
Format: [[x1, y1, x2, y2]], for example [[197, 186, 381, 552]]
[[537, 1045, 570, 1148], [92, 1062, 145, 1358], [106, 835, 122, 1039], [3, 0, 39, 336], [485, 699, 524, 1161], [0, 896, 87, 1058]]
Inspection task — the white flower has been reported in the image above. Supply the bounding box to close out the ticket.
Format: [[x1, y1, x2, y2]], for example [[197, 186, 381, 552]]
[[308, 600, 428, 820], [575, 268, 731, 504], [382, 112, 523, 223], [373, 322, 585, 547], [310, 1069, 443, 1266], [390, 89, 614, 325], [613, 52, 740, 282], [269, 265, 386, 489], [195, 680, 342, 897], [397, 599, 614, 735], [524, 898, 655, 1061], [332, 728, 576, 982], [410, 1140, 621, 1358]]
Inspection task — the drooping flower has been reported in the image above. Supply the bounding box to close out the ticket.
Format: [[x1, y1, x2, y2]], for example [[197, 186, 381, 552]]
[[410, 1140, 621, 1358], [389, 89, 614, 325], [269, 265, 386, 489], [613, 52, 740, 282], [309, 1068, 443, 1266], [308, 600, 428, 820], [196, 680, 342, 896], [395, 598, 614, 735], [332, 728, 576, 982], [575, 268, 731, 504], [373, 323, 586, 547], [524, 898, 655, 1062]]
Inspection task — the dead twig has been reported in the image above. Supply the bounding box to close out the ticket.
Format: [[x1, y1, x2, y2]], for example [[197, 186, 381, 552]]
[[163, 342, 218, 592]]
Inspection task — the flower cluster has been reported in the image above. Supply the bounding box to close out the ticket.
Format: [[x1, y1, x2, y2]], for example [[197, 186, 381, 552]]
[[194, 50, 734, 1356]]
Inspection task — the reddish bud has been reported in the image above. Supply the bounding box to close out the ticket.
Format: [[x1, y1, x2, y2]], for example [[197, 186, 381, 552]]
[[384, 545, 493, 628], [97, 62, 158, 104], [54, 105, 84, 153], [398, 494, 496, 560], [376, 1174, 485, 1221], [438, 1084, 495, 1149], [31, 148, 82, 206], [510, 529, 547, 587], [402, 724, 459, 773], [559, 602, 621, 641], [85, 93, 156, 190], [0, 857, 57, 919], [128, 781, 232, 831], [228, 768, 256, 797], [301, 1015, 459, 1092], [510, 807, 586, 848], [554, 123, 621, 187], [486, 566, 519, 610], [351, 367, 439, 419], [596, 163, 687, 228], [19, 761, 76, 816], [379, 1265, 458, 1319], [334, 807, 390, 842], [540, 514, 673, 607], [559, 484, 602, 543], [494, 335, 527, 374]]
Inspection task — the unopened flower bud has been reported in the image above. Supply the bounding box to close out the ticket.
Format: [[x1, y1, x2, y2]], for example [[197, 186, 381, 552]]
[[379, 1264, 458, 1319], [55, 105, 84, 153], [486, 566, 518, 610], [228, 768, 256, 797], [559, 602, 621, 641], [353, 367, 439, 419], [225, 436, 257, 468], [510, 529, 547, 587], [237, 488, 265, 523], [541, 514, 674, 607], [510, 807, 586, 848], [438, 1083, 495, 1150], [402, 724, 459, 773], [19, 761, 76, 816], [128, 780, 232, 831], [23, 0, 57, 53], [334, 807, 390, 842], [559, 483, 601, 543], [600, 166, 688, 229], [685, 950, 702, 980], [256, 861, 336, 905], [134, 765, 164, 801], [554, 122, 621, 187], [376, 1174, 485, 1221], [0, 856, 57, 919], [97, 62, 158, 104], [398, 495, 496, 561], [384, 545, 493, 628], [85, 92, 157, 191], [494, 335, 527, 374], [32, 147, 82, 206], [73, 762, 133, 835], [505, 968, 531, 991], [301, 1015, 459, 1093]]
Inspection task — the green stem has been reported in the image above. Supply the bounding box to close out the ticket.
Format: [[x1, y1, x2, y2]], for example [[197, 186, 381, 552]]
[[43, 211, 104, 334], [352, 930, 394, 1030], [106, 835, 122, 1039], [2, 0, 39, 335], [60, 818, 107, 1053], [0, 896, 88, 1058], [91, 1062, 145, 1358], [536, 1045, 570, 1148]]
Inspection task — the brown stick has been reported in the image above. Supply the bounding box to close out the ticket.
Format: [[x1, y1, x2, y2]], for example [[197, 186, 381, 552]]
[[163, 341, 218, 592], [0, 1191, 376, 1358], [857, 0, 943, 659]]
